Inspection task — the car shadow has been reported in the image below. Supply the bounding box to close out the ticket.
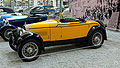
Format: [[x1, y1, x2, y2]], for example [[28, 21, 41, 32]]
[[7, 43, 92, 63], [44, 43, 91, 54]]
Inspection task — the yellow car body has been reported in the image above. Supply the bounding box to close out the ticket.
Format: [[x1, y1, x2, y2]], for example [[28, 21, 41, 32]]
[[27, 19, 100, 42]]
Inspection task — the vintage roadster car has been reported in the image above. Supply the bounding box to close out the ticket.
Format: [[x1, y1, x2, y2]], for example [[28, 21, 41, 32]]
[[9, 13, 107, 62]]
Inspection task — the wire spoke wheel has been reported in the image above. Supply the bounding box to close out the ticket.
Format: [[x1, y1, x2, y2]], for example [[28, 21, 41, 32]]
[[22, 42, 39, 59], [92, 32, 103, 46], [18, 39, 42, 62], [88, 30, 104, 48]]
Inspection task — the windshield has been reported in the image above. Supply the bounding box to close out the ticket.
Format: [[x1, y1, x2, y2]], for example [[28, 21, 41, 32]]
[[34, 11, 60, 21], [34, 10, 56, 17], [49, 11, 60, 21]]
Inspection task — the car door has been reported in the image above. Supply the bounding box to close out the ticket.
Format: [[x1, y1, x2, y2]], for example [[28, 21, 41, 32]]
[[59, 22, 90, 40], [50, 22, 62, 41]]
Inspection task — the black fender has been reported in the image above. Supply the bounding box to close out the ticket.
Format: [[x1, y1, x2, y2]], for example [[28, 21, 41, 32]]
[[0, 24, 16, 35], [87, 25, 107, 40], [18, 32, 44, 50]]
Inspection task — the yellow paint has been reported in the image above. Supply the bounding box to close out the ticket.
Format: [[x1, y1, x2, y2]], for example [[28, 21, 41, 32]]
[[28, 19, 100, 41]]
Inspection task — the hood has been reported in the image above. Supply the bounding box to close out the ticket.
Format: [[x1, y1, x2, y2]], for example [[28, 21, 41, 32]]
[[0, 15, 28, 21], [28, 19, 57, 29], [0, 15, 13, 21]]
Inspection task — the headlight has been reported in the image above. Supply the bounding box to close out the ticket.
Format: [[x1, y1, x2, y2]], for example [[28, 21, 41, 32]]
[[19, 30, 23, 36], [3, 18, 9, 24], [17, 27, 28, 36], [3, 19, 5, 23], [5, 18, 9, 24], [17, 27, 22, 36]]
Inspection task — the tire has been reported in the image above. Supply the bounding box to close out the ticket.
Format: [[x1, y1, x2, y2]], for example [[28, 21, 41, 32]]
[[1, 28, 13, 41], [9, 35, 17, 51], [18, 39, 41, 62], [88, 30, 104, 48]]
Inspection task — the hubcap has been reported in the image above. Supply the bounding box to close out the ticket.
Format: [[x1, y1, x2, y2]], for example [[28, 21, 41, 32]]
[[22, 42, 39, 59], [27, 47, 33, 54], [4, 29, 12, 40], [92, 32, 103, 46]]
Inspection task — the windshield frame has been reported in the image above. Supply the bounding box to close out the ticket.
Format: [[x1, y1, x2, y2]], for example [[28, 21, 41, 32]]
[[48, 12, 61, 23]]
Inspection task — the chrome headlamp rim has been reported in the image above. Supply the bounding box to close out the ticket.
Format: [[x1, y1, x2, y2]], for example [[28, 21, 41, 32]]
[[5, 18, 9, 24], [17, 27, 24, 36], [17, 27, 29, 36], [19, 30, 23, 36], [17, 27, 22, 36], [2, 18, 9, 24]]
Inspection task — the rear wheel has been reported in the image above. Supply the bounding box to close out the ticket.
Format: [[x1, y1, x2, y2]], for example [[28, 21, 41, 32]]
[[88, 30, 104, 48], [18, 39, 41, 62], [2, 28, 13, 41]]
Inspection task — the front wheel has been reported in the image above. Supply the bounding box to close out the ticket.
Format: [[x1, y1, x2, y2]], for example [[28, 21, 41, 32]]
[[18, 39, 41, 62], [88, 30, 104, 48]]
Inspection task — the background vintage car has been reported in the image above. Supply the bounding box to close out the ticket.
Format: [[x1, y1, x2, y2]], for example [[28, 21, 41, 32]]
[[0, 6, 56, 41], [9, 13, 107, 62], [0, 7, 22, 16], [0, 14, 47, 41], [30, 5, 57, 15], [0, 7, 15, 15]]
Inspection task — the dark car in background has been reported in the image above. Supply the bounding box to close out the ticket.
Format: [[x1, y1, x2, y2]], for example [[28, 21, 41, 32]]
[[15, 5, 58, 15], [0, 7, 56, 41], [30, 5, 56, 15], [0, 7, 22, 15], [0, 14, 47, 41], [0, 7, 15, 14]]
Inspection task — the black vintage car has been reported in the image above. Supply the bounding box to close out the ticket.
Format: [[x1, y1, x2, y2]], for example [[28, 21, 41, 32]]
[[0, 6, 56, 41]]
